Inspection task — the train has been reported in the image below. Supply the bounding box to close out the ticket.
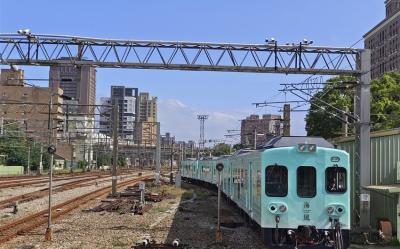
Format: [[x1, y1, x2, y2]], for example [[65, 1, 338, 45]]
[[180, 136, 350, 249]]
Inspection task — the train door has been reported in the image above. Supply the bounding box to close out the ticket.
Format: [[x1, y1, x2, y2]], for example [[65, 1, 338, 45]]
[[248, 162, 252, 211]]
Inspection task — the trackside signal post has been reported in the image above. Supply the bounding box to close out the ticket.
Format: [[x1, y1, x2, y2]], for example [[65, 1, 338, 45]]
[[216, 163, 224, 242], [0, 33, 371, 228], [45, 93, 56, 241]]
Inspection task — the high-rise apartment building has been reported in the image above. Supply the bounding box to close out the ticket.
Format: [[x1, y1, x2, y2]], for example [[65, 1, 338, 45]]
[[99, 86, 139, 140], [240, 114, 282, 148], [49, 61, 96, 114], [364, 0, 400, 79], [138, 92, 157, 122]]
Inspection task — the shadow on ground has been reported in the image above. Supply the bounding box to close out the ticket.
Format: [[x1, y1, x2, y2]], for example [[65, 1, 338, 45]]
[[158, 182, 264, 249]]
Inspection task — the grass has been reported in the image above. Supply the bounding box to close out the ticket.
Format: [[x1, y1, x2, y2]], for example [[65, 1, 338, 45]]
[[181, 190, 194, 200], [194, 188, 209, 200]]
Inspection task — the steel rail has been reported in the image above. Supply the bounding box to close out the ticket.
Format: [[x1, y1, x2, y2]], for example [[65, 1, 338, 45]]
[[0, 172, 108, 189], [0, 175, 115, 209], [0, 173, 152, 244]]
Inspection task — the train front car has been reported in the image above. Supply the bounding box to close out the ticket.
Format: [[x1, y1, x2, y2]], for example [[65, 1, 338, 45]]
[[260, 137, 350, 249]]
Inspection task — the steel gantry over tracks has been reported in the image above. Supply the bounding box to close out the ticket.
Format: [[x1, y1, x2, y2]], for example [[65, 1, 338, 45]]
[[0, 33, 371, 228], [0, 33, 361, 75]]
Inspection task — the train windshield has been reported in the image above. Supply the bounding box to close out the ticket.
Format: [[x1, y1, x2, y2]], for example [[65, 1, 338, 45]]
[[326, 166, 347, 193], [265, 165, 288, 197], [297, 166, 316, 197]]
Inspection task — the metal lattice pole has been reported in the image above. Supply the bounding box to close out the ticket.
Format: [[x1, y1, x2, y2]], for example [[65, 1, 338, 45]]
[[197, 115, 208, 152]]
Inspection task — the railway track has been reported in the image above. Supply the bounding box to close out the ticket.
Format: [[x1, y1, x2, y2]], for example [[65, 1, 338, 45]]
[[0, 171, 105, 182], [0, 170, 136, 189], [0, 174, 103, 189], [0, 173, 152, 244], [0, 175, 113, 209]]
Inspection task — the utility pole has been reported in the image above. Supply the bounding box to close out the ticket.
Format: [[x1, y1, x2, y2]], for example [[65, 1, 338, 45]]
[[342, 106, 349, 137], [0, 117, 3, 135], [111, 104, 119, 196], [83, 143, 87, 171], [170, 140, 174, 183], [138, 121, 141, 168], [283, 104, 291, 136], [27, 146, 31, 175], [356, 50, 371, 228], [39, 145, 43, 175], [70, 144, 74, 173], [155, 122, 161, 185], [253, 128, 257, 149]]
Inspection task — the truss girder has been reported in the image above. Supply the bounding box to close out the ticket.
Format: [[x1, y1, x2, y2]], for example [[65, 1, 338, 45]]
[[0, 34, 360, 75]]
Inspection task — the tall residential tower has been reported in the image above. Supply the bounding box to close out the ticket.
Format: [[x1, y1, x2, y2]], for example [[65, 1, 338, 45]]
[[49, 62, 96, 114], [99, 86, 139, 140]]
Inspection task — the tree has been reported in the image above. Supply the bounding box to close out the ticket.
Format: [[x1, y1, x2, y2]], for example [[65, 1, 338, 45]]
[[232, 143, 246, 151], [0, 123, 50, 171], [118, 155, 127, 167], [305, 75, 354, 138], [370, 72, 400, 130], [212, 143, 231, 156], [305, 72, 400, 138]]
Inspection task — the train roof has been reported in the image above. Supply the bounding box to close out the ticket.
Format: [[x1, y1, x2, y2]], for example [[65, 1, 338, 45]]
[[232, 149, 255, 156], [263, 136, 334, 149]]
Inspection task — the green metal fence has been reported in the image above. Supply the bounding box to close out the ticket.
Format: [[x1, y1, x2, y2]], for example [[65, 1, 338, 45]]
[[334, 129, 400, 230], [0, 165, 24, 176]]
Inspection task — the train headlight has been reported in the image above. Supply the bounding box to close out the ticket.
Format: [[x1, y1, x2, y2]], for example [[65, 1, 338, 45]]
[[279, 204, 287, 213], [327, 204, 345, 216], [336, 205, 345, 214], [268, 203, 287, 214], [327, 206, 335, 215], [269, 204, 278, 213]]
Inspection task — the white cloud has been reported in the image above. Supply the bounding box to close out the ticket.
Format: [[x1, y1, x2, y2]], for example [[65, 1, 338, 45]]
[[158, 98, 306, 144], [158, 99, 245, 143]]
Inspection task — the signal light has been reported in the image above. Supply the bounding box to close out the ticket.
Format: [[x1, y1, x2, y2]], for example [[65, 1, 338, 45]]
[[298, 144, 307, 152], [308, 144, 316, 152], [297, 144, 317, 152]]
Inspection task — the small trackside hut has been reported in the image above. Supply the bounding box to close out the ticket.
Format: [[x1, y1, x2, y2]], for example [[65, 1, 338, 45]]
[[181, 136, 351, 249]]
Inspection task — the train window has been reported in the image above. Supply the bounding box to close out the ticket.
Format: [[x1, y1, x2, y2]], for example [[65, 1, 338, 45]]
[[326, 166, 347, 193], [297, 166, 316, 198], [265, 165, 288, 197]]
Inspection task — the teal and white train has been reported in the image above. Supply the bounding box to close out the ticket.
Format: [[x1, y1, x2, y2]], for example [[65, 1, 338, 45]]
[[181, 136, 350, 249]]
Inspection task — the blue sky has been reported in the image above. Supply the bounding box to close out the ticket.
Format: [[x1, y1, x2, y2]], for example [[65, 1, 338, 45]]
[[0, 0, 384, 143]]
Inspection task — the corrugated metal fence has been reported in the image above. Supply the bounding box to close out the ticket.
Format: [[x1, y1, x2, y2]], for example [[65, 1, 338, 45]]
[[334, 129, 400, 229]]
